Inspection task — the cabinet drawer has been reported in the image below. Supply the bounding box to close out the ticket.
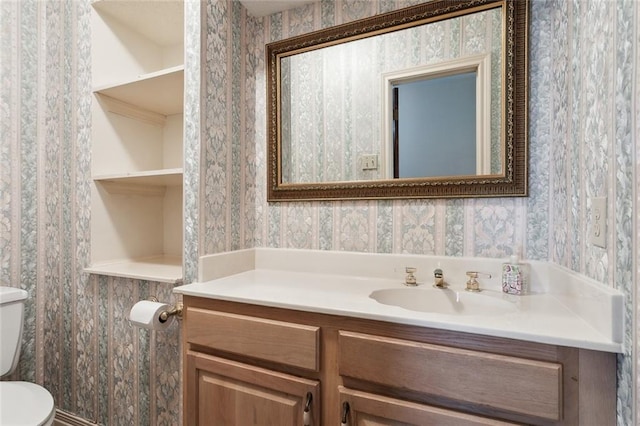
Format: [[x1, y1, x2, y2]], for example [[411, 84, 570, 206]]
[[186, 307, 320, 371], [339, 386, 518, 426], [339, 331, 562, 421]]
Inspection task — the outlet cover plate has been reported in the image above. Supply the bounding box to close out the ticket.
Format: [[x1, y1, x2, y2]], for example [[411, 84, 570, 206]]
[[591, 197, 607, 248]]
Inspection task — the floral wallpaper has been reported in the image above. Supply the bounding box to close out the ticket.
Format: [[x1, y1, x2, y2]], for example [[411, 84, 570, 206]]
[[1, 0, 189, 425], [203, 0, 637, 424], [1, 0, 638, 425]]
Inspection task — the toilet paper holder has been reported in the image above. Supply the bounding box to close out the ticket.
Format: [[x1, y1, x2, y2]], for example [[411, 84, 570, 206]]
[[148, 296, 183, 323]]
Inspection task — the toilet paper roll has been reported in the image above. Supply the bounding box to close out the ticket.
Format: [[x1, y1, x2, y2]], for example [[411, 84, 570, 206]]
[[129, 300, 174, 330]]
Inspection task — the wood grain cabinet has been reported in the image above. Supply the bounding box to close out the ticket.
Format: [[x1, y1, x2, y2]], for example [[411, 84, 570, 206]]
[[184, 304, 321, 425], [182, 296, 617, 426]]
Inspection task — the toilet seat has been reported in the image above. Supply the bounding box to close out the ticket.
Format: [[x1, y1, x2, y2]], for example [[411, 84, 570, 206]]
[[0, 381, 55, 426]]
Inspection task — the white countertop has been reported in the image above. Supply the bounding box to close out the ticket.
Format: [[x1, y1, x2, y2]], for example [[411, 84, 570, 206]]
[[174, 248, 624, 353]]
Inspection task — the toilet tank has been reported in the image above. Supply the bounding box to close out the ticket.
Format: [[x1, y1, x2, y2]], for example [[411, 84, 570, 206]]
[[0, 286, 28, 377]]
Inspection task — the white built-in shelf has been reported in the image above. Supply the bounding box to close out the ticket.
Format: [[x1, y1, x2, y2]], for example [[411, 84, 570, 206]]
[[94, 66, 184, 117], [94, 168, 183, 195], [85, 255, 183, 284], [90, 0, 185, 284]]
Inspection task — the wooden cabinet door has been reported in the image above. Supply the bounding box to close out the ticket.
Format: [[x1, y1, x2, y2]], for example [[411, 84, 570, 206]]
[[186, 351, 320, 426], [339, 387, 518, 426]]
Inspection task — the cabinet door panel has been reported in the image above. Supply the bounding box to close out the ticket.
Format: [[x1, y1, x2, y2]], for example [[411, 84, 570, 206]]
[[187, 351, 319, 426], [199, 374, 299, 425], [339, 387, 518, 426]]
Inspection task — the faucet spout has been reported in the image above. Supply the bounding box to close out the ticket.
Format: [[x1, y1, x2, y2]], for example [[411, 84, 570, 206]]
[[433, 268, 448, 288]]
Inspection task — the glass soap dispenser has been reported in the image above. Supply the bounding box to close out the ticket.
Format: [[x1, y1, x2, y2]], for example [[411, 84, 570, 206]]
[[501, 254, 530, 295]]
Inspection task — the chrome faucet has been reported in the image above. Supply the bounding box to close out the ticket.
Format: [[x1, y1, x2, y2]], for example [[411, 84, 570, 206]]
[[465, 271, 491, 292]]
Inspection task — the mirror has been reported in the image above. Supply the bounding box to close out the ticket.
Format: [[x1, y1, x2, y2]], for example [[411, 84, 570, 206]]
[[267, 0, 529, 201]]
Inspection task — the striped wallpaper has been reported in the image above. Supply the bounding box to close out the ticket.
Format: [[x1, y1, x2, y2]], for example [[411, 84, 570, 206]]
[[1, 0, 637, 425]]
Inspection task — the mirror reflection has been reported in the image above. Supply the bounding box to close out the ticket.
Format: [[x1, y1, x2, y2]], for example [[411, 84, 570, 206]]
[[280, 7, 502, 184], [394, 71, 479, 178]]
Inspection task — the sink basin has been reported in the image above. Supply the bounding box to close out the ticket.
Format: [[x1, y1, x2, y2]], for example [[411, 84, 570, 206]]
[[369, 287, 518, 316]]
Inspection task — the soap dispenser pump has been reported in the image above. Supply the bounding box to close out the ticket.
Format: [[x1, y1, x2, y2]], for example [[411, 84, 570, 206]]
[[501, 254, 530, 295]]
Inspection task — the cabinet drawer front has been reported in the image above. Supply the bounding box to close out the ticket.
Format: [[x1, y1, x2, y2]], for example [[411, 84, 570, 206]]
[[186, 308, 320, 371], [339, 331, 562, 421], [339, 386, 519, 426]]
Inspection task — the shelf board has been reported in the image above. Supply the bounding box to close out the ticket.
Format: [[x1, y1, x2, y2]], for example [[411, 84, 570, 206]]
[[85, 255, 183, 284], [94, 66, 184, 116], [94, 168, 183, 185], [94, 169, 183, 195]]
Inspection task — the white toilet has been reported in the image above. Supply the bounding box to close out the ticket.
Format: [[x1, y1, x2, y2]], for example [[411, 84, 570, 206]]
[[1, 286, 55, 426]]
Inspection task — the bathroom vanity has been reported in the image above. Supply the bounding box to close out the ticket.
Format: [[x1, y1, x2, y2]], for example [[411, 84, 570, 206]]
[[175, 249, 623, 426]]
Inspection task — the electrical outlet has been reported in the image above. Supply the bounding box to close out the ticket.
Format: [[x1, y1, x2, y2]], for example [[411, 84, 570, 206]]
[[591, 197, 607, 248], [361, 154, 378, 171]]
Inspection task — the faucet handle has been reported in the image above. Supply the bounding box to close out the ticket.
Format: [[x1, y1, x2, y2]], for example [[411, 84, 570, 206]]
[[404, 267, 417, 286], [465, 271, 491, 292], [466, 271, 491, 278]]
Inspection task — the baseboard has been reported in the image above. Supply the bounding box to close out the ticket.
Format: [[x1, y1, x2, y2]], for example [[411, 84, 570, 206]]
[[54, 410, 97, 426]]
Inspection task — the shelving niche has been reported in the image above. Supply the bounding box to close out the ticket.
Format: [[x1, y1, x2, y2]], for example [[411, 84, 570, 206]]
[[87, 0, 185, 283]]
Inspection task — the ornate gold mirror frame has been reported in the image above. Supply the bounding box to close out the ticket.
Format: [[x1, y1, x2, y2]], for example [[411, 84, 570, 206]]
[[267, 0, 528, 201]]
